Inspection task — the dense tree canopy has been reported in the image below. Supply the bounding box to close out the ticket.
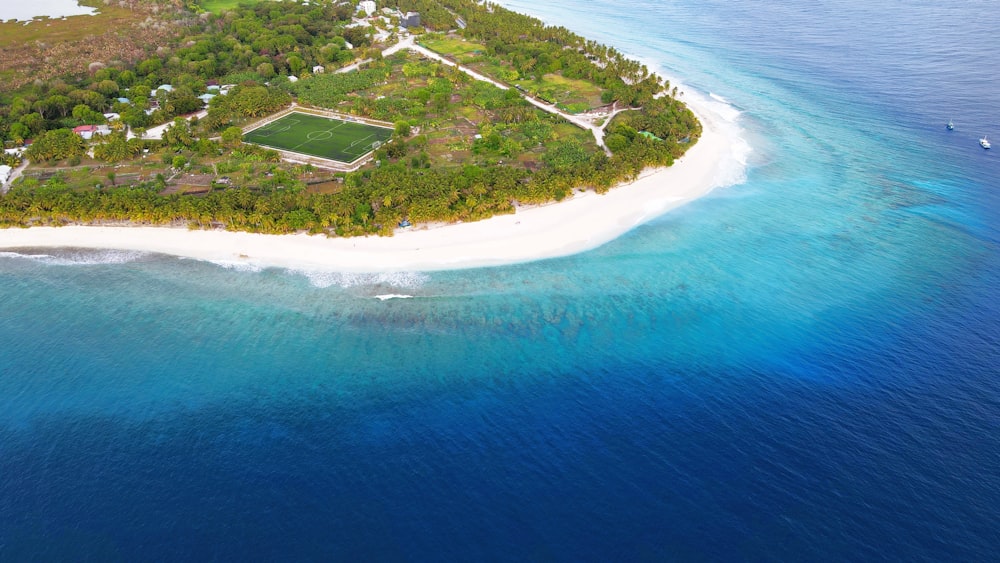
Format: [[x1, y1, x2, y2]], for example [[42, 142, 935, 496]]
[[25, 129, 86, 162]]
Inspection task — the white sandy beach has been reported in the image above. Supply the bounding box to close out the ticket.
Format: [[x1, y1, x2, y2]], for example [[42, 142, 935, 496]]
[[0, 97, 736, 273]]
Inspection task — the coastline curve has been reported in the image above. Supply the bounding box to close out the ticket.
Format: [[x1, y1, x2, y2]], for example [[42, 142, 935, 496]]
[[0, 90, 746, 273]]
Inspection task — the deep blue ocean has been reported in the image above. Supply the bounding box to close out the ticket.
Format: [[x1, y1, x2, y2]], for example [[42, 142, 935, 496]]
[[2, 0, 999, 559]]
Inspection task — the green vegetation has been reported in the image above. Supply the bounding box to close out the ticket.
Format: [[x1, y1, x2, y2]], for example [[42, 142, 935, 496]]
[[289, 68, 393, 108], [515, 74, 604, 113], [202, 85, 292, 130], [0, 0, 700, 237], [244, 113, 393, 163], [381, 0, 456, 30], [441, 0, 665, 107], [419, 36, 487, 61], [197, 0, 265, 14], [25, 129, 86, 162]]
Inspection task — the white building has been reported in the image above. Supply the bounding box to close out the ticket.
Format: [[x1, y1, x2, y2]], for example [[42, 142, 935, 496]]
[[359, 1, 376, 16], [401, 11, 420, 28], [0, 165, 11, 185], [72, 124, 111, 140]]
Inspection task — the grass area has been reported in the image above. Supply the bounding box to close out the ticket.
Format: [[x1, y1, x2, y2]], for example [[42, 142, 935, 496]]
[[198, 0, 266, 14], [244, 112, 393, 163], [419, 34, 521, 87], [418, 36, 486, 62], [0, 1, 138, 48], [515, 73, 604, 113]]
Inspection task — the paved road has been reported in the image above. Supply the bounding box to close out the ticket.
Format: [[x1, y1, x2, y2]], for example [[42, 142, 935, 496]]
[[2, 158, 29, 194], [337, 35, 414, 74], [399, 37, 616, 152], [334, 35, 631, 153], [132, 110, 209, 140]]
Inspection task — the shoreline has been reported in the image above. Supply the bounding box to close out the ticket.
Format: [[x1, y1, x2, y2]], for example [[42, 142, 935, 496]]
[[0, 94, 738, 273]]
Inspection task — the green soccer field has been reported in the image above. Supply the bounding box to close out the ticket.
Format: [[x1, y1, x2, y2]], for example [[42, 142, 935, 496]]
[[243, 112, 393, 164]]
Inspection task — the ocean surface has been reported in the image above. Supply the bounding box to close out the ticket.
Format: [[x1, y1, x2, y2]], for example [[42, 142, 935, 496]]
[[0, 0, 97, 23], [2, 0, 999, 559]]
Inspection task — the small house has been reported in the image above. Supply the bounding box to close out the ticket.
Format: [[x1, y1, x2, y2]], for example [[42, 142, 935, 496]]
[[156, 84, 174, 93], [402, 11, 420, 28], [359, 0, 376, 16], [72, 125, 99, 140], [72, 125, 109, 140], [313, 65, 326, 74], [0, 165, 12, 185], [116, 97, 131, 105], [198, 93, 216, 106]]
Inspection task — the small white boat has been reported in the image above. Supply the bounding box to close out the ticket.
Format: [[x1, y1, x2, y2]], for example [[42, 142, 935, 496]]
[[981, 135, 991, 150], [947, 120, 954, 130]]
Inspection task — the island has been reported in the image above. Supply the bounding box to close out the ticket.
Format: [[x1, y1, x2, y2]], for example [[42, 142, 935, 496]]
[[0, 0, 730, 271]]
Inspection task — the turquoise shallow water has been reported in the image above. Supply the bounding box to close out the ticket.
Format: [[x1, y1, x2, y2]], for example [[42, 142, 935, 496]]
[[2, 0, 999, 559]]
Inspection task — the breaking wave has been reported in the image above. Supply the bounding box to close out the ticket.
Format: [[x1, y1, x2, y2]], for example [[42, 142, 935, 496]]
[[291, 269, 429, 289], [0, 249, 149, 265]]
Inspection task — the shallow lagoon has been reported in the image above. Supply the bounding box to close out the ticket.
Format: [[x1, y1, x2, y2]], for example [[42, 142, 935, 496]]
[[1, 0, 96, 23]]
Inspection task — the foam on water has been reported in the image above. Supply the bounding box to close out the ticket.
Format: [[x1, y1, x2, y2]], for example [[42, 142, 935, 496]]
[[205, 259, 265, 273], [0, 248, 148, 265], [623, 54, 753, 191], [291, 268, 429, 289], [697, 91, 753, 188]]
